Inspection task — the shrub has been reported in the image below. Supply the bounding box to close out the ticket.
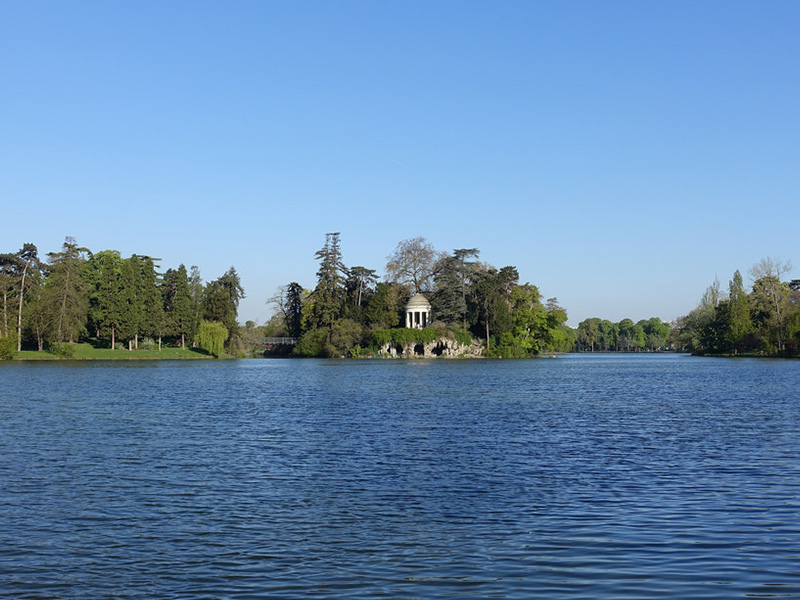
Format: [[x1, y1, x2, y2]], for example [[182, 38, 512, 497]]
[[0, 334, 17, 360], [293, 328, 328, 357], [452, 328, 472, 347], [49, 342, 75, 358]]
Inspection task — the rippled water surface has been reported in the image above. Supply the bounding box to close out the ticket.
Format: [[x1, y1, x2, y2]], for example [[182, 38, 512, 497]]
[[2, 354, 800, 598]]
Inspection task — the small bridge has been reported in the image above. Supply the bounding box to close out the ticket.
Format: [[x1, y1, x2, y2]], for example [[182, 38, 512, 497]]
[[262, 337, 298, 346]]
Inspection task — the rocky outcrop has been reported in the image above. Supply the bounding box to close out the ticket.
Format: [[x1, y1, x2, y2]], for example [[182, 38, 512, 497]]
[[377, 336, 484, 358]]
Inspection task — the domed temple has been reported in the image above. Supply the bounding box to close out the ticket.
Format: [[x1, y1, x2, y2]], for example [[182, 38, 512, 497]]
[[405, 293, 431, 329]]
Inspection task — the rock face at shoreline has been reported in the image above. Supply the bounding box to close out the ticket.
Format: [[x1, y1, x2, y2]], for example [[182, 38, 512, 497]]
[[377, 336, 484, 358]]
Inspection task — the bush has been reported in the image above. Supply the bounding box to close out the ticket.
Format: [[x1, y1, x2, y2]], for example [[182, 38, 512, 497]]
[[49, 342, 75, 358], [0, 334, 17, 360], [452, 328, 472, 347], [370, 327, 444, 350], [293, 328, 328, 357]]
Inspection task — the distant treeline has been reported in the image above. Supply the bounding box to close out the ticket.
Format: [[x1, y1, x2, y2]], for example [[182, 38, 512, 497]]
[[573, 258, 800, 357], [0, 237, 243, 358], [574, 317, 672, 352]]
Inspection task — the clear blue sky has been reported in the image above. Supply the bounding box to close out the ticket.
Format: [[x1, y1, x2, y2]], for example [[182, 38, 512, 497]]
[[2, 1, 798, 326]]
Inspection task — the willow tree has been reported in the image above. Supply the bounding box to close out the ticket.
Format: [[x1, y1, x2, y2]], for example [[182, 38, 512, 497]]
[[196, 319, 227, 357]]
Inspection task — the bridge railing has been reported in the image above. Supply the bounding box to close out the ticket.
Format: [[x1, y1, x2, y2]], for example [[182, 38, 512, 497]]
[[262, 337, 298, 345]]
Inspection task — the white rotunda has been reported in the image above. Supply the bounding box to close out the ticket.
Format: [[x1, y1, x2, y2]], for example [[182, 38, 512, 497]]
[[405, 294, 432, 329]]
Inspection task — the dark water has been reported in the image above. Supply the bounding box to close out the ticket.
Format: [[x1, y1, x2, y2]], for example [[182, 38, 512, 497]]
[[2, 354, 800, 599]]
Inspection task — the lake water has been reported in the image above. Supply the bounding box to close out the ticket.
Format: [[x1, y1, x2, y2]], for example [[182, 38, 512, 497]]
[[2, 354, 800, 599]]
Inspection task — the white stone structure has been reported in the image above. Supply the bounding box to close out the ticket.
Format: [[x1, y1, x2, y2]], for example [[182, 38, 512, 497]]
[[405, 294, 432, 329]]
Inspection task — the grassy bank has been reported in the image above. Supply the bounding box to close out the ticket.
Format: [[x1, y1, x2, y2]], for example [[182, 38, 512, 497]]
[[13, 343, 220, 360]]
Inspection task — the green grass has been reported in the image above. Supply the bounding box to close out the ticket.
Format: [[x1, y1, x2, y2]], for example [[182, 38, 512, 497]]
[[14, 343, 220, 360]]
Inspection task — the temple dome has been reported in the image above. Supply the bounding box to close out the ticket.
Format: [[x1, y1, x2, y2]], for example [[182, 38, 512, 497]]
[[406, 293, 431, 309]]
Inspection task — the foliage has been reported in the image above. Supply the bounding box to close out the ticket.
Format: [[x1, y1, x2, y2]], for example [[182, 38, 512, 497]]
[[0, 332, 17, 360], [293, 327, 331, 358], [309, 232, 345, 339], [452, 328, 473, 347], [195, 320, 228, 357], [675, 258, 799, 356], [575, 316, 671, 353], [43, 237, 91, 345], [364, 282, 405, 329], [49, 342, 76, 358], [203, 267, 244, 343], [270, 282, 304, 338], [370, 327, 445, 349], [162, 264, 195, 348]]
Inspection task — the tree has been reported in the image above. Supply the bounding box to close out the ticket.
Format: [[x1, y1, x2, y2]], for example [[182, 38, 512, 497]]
[[345, 266, 378, 311], [13, 244, 41, 352], [749, 258, 793, 351], [137, 255, 165, 348], [203, 267, 245, 343], [727, 270, 752, 351], [117, 256, 141, 348], [577, 318, 599, 352], [163, 265, 195, 348], [432, 248, 481, 329], [509, 283, 547, 354], [196, 319, 227, 357], [639, 317, 670, 351], [364, 282, 404, 329], [188, 266, 204, 344], [116, 255, 161, 349], [385, 237, 446, 295], [0, 254, 15, 337], [270, 282, 305, 338], [43, 237, 91, 345], [472, 265, 518, 351], [86, 250, 123, 348], [310, 232, 346, 341], [751, 275, 792, 353]]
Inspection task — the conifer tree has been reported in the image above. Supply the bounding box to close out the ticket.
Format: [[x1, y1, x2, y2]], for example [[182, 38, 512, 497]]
[[311, 232, 345, 341], [44, 237, 91, 345], [87, 250, 122, 348], [163, 264, 194, 348]]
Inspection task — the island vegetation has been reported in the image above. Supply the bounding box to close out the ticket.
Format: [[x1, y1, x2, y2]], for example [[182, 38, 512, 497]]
[[1, 237, 797, 359], [268, 232, 574, 358]]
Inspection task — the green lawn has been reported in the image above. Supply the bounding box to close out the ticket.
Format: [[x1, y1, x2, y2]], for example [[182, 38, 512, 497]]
[[14, 343, 221, 360]]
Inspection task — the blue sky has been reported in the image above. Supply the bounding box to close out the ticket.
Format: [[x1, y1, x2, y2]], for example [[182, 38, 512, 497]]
[[2, 1, 798, 326]]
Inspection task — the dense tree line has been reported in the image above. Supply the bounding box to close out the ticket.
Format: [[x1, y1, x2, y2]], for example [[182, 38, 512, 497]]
[[574, 317, 672, 352], [0, 237, 243, 358], [673, 258, 800, 356], [269, 233, 574, 358]]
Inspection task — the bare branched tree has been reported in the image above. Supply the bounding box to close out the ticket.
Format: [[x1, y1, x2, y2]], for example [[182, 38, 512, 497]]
[[385, 237, 447, 295]]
